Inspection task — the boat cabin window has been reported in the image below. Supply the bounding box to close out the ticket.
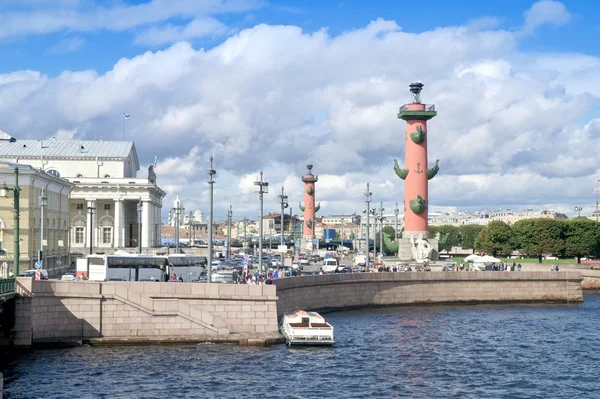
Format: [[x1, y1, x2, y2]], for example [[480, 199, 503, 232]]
[[302, 317, 309, 325]]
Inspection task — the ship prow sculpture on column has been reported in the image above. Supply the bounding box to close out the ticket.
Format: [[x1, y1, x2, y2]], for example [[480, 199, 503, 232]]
[[393, 82, 439, 263]]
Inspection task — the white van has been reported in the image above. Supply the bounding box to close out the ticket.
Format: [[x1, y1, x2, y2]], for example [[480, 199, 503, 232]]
[[353, 255, 366, 266], [322, 259, 338, 273]]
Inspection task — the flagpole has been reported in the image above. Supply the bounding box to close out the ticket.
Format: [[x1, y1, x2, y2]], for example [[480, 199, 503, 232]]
[[596, 178, 598, 222], [122, 117, 124, 140]]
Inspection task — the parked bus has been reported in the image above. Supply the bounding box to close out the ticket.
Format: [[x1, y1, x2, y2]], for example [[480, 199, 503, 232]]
[[167, 255, 207, 282], [87, 255, 168, 281]]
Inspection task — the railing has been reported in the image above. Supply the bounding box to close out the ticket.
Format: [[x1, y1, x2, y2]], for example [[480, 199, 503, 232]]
[[398, 104, 436, 112], [0, 277, 17, 296]]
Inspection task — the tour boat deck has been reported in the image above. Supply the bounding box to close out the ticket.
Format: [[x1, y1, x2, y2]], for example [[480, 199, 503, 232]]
[[281, 310, 335, 346]]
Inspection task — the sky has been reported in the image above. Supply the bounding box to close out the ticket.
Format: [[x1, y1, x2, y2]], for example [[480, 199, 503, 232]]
[[1, 0, 600, 222]]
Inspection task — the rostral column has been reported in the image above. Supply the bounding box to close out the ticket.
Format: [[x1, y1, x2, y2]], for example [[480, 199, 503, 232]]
[[299, 164, 320, 251], [393, 82, 439, 260]]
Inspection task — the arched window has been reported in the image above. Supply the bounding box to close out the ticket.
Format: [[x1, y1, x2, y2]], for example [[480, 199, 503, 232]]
[[76, 174, 83, 178], [104, 174, 111, 178], [46, 169, 60, 177]]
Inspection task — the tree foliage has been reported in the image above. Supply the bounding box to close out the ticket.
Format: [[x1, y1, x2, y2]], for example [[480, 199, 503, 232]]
[[458, 225, 484, 252], [511, 218, 565, 258], [428, 218, 600, 261], [564, 218, 600, 262], [475, 221, 513, 256]]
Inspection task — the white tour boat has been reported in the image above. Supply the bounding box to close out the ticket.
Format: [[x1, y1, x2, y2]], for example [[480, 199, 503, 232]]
[[280, 310, 335, 346]]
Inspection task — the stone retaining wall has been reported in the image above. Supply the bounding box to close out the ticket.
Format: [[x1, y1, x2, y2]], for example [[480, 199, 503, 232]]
[[273, 271, 583, 317], [12, 278, 279, 346], [9, 271, 585, 346]]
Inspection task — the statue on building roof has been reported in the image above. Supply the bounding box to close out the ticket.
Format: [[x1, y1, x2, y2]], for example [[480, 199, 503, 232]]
[[148, 165, 156, 184]]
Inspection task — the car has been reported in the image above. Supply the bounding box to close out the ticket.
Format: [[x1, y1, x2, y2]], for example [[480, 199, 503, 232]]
[[22, 269, 49, 280], [211, 271, 236, 284], [61, 274, 77, 281]]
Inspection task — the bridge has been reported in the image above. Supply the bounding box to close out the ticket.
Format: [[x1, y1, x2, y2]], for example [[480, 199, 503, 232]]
[[0, 278, 16, 300], [0, 277, 17, 344]]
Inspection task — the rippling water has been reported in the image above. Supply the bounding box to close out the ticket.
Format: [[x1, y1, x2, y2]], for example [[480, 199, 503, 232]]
[[3, 293, 600, 399]]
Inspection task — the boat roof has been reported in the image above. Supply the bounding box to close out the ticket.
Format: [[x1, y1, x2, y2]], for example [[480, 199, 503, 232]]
[[289, 310, 324, 319]]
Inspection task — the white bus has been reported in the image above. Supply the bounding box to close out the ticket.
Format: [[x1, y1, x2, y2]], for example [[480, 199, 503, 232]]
[[166, 254, 207, 282], [86, 255, 169, 281]]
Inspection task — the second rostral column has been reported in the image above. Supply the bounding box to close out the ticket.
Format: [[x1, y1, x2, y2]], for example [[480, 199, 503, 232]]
[[394, 82, 440, 261], [299, 164, 320, 252]]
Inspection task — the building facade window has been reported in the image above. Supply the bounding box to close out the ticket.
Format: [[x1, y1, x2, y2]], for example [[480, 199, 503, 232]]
[[46, 169, 60, 177], [76, 203, 84, 210], [102, 227, 112, 244], [104, 204, 111, 210], [75, 227, 84, 244]]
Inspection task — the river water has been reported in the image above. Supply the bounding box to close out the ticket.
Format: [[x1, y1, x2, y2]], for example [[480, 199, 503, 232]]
[[3, 293, 600, 399]]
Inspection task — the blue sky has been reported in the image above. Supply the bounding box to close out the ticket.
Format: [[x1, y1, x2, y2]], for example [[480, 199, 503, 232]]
[[0, 0, 597, 76], [1, 0, 600, 218]]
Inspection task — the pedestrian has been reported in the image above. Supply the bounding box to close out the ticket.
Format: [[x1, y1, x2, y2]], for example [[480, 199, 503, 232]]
[[172, 273, 178, 281], [8, 269, 14, 277], [517, 264, 521, 272]]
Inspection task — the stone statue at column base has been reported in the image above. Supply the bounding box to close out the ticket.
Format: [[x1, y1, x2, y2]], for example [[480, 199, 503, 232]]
[[410, 233, 432, 263]]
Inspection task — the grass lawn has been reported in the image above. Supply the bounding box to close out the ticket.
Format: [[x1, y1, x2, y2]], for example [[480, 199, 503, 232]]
[[451, 257, 576, 264]]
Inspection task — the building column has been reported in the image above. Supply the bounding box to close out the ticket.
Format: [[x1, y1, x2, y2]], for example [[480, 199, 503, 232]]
[[142, 200, 150, 248], [156, 204, 162, 247], [86, 200, 94, 253], [114, 199, 122, 248]]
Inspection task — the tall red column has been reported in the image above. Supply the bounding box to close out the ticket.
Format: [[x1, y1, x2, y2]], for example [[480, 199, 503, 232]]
[[396, 82, 438, 237], [299, 164, 320, 250]]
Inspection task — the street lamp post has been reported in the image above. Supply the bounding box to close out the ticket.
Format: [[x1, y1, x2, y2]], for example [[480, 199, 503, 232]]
[[394, 202, 399, 239], [254, 171, 269, 276], [278, 187, 288, 247], [87, 201, 95, 255], [170, 199, 185, 255], [575, 206, 583, 218], [0, 167, 20, 273], [137, 199, 143, 254], [378, 202, 385, 258], [364, 183, 372, 270], [39, 188, 47, 270], [227, 205, 232, 260], [207, 156, 216, 283]]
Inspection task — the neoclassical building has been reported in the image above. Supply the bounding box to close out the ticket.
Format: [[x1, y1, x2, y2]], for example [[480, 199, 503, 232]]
[[0, 133, 165, 254], [0, 160, 73, 274]]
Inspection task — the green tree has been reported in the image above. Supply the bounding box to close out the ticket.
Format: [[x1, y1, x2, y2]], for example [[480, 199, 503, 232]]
[[564, 218, 600, 263], [511, 218, 565, 262], [458, 225, 485, 253], [375, 226, 397, 255], [475, 221, 513, 256], [429, 225, 462, 254]]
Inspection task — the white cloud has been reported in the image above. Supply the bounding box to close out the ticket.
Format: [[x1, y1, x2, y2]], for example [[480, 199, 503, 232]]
[[0, 0, 262, 39], [1, 5, 599, 220], [134, 17, 229, 46], [47, 36, 85, 53], [521, 0, 571, 35]]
